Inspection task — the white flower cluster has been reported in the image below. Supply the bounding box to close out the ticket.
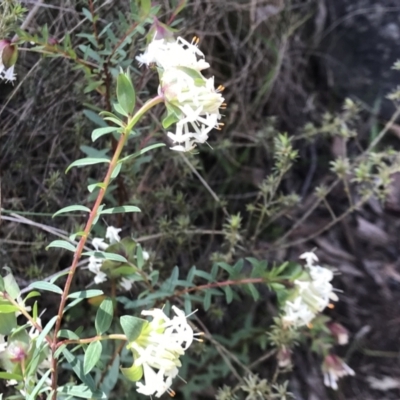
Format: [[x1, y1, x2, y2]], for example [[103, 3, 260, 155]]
[[282, 252, 338, 328], [0, 319, 51, 395], [127, 306, 201, 397], [136, 36, 225, 152], [88, 227, 149, 290], [0, 40, 17, 83]]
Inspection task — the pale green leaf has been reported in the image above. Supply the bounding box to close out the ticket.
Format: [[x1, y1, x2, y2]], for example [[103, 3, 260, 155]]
[[82, 251, 127, 263], [28, 281, 63, 295], [95, 298, 114, 335], [68, 289, 104, 299], [53, 205, 91, 218], [120, 315, 148, 342], [100, 206, 140, 214], [47, 240, 76, 252], [92, 126, 118, 142], [66, 157, 110, 173], [119, 143, 165, 164], [117, 72, 135, 115], [84, 341, 102, 374]]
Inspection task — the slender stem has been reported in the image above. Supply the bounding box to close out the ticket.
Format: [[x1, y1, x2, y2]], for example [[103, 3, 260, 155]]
[[50, 95, 163, 399], [57, 334, 126, 348]]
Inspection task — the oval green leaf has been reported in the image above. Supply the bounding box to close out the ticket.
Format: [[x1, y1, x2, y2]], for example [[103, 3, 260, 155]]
[[117, 72, 135, 115], [84, 341, 102, 375], [47, 240, 76, 252], [95, 298, 114, 335]]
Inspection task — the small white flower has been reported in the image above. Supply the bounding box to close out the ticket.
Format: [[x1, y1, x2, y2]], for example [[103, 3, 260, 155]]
[[105, 226, 121, 244], [136, 36, 210, 71], [0, 335, 6, 352], [88, 256, 107, 284], [120, 277, 134, 291], [125, 306, 202, 397], [299, 251, 319, 267], [92, 238, 107, 251], [142, 251, 150, 261], [282, 251, 338, 327], [322, 354, 355, 390]]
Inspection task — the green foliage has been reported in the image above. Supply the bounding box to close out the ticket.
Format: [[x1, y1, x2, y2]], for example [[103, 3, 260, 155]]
[[4, 2, 400, 400]]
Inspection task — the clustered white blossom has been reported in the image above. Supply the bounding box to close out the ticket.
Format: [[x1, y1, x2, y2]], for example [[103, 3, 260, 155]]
[[0, 40, 17, 83], [136, 35, 225, 152], [88, 226, 149, 290], [0, 318, 51, 396], [322, 354, 355, 390], [282, 251, 338, 328], [125, 306, 202, 397]]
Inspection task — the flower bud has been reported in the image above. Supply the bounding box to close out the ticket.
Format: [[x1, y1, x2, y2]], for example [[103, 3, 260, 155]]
[[0, 40, 18, 69], [48, 37, 59, 46], [328, 322, 349, 345], [151, 17, 175, 42], [322, 354, 355, 390], [277, 346, 292, 368], [0, 39, 18, 82], [5, 341, 28, 363]]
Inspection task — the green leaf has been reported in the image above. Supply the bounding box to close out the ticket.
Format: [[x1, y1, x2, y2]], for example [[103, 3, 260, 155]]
[[136, 245, 144, 269], [113, 102, 129, 117], [0, 372, 23, 381], [140, 0, 151, 15], [83, 109, 107, 127], [66, 157, 110, 173], [37, 315, 57, 348], [223, 286, 233, 304], [121, 362, 143, 382], [246, 283, 260, 301], [0, 304, 20, 313], [162, 113, 179, 129], [0, 312, 16, 335], [62, 348, 97, 390], [82, 251, 127, 263], [100, 354, 119, 394], [120, 315, 148, 342], [28, 281, 63, 295], [58, 384, 96, 399], [99, 206, 140, 214], [203, 290, 212, 311], [92, 126, 118, 142], [117, 72, 135, 115], [27, 369, 51, 400], [95, 298, 114, 335], [68, 289, 104, 299], [110, 162, 122, 179], [119, 143, 165, 164], [84, 341, 102, 374], [57, 329, 80, 340], [53, 204, 91, 217], [24, 291, 41, 301], [0, 275, 4, 292], [47, 240, 76, 252], [3, 271, 20, 300], [88, 182, 106, 193], [81, 7, 93, 22]]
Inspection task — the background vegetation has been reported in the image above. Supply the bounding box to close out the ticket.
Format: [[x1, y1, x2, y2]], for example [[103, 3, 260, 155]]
[[1, 0, 400, 399]]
